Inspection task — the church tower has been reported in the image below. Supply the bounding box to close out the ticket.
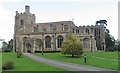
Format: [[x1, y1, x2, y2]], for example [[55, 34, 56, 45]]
[[14, 5, 36, 34], [14, 5, 36, 52]]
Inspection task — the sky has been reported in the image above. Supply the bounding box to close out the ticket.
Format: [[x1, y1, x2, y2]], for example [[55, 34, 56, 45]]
[[0, 0, 119, 47]]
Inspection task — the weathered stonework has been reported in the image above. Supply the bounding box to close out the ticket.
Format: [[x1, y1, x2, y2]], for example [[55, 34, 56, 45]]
[[13, 5, 106, 53]]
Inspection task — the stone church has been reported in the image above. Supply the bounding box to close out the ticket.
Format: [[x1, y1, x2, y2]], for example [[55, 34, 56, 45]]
[[13, 5, 106, 53]]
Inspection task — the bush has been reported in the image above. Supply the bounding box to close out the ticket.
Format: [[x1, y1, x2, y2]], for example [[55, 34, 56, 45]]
[[2, 61, 14, 70], [61, 34, 83, 57]]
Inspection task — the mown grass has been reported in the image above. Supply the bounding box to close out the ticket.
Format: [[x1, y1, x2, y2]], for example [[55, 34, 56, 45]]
[[35, 52, 119, 70], [2, 52, 66, 71], [86, 52, 119, 60]]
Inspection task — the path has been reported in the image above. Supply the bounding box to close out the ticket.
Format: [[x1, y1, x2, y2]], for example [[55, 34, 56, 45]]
[[24, 53, 115, 71]]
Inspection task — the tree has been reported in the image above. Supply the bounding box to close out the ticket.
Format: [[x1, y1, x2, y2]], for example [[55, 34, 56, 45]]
[[8, 39, 13, 51], [61, 34, 83, 57], [96, 20, 107, 26], [105, 29, 115, 51], [2, 41, 8, 51], [117, 41, 120, 51], [2, 39, 13, 52], [96, 20, 115, 51]]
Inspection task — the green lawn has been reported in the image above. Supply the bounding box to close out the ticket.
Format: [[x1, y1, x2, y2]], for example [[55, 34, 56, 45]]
[[2, 52, 66, 71], [35, 52, 119, 70], [86, 52, 119, 60]]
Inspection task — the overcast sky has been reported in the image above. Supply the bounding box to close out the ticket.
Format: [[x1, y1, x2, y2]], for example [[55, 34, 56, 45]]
[[0, 0, 119, 46]]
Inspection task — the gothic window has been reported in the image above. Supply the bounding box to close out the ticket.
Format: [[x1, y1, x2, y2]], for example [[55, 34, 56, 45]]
[[20, 19, 24, 25], [57, 35, 63, 48], [64, 25, 68, 31], [45, 36, 51, 48], [86, 29, 89, 34], [33, 27, 37, 32], [76, 29, 79, 34], [83, 38, 90, 48]]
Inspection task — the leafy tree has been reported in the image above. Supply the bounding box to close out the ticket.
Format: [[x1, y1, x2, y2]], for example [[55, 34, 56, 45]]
[[2, 39, 13, 52], [2, 41, 8, 51], [8, 39, 13, 51], [96, 20, 116, 51], [61, 34, 83, 57], [105, 29, 115, 51], [117, 41, 120, 51]]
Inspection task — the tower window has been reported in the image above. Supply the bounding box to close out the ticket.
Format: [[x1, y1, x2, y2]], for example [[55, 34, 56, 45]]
[[20, 19, 24, 25]]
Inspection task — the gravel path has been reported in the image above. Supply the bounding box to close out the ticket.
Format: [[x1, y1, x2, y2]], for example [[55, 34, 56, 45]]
[[24, 53, 115, 71]]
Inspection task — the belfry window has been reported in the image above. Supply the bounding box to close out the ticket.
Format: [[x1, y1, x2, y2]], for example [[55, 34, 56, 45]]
[[20, 19, 24, 25], [45, 36, 51, 48], [57, 35, 63, 48]]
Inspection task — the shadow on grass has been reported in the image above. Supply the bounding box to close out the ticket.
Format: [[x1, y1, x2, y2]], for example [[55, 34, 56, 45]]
[[63, 55, 84, 58]]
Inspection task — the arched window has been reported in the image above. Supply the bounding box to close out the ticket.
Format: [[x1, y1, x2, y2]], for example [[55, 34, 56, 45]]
[[20, 19, 24, 25], [33, 27, 37, 32], [45, 36, 51, 48], [57, 35, 63, 48], [86, 29, 89, 34], [83, 38, 90, 48], [76, 29, 79, 34]]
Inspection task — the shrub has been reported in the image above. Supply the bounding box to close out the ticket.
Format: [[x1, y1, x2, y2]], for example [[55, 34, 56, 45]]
[[61, 34, 83, 57], [2, 61, 14, 70]]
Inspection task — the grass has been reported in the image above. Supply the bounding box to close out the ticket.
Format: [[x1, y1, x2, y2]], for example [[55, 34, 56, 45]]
[[35, 52, 119, 70], [2, 52, 66, 71], [86, 52, 119, 60]]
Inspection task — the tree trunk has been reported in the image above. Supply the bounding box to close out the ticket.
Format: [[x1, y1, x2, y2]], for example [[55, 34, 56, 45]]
[[72, 54, 74, 57]]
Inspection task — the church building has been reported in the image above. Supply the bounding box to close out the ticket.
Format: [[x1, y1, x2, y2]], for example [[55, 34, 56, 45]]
[[13, 5, 106, 53]]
